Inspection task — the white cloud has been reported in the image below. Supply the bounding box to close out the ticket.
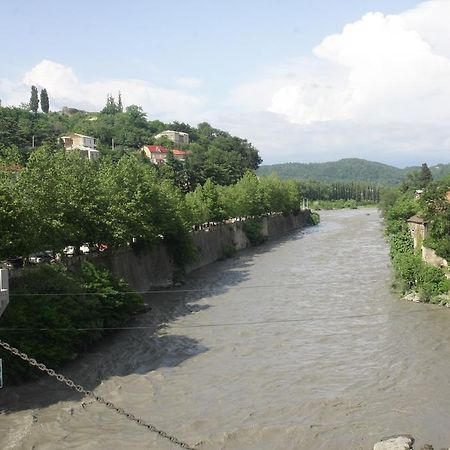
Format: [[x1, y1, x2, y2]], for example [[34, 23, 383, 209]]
[[236, 8, 450, 126], [1, 59, 206, 122], [214, 110, 450, 167], [226, 0, 450, 165], [175, 77, 203, 90]]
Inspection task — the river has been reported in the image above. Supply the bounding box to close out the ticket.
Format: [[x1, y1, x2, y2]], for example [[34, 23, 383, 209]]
[[2, 208, 450, 449]]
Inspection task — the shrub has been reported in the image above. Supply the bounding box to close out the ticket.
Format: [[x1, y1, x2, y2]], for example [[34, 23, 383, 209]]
[[242, 219, 266, 246], [309, 211, 320, 225], [0, 263, 142, 383]]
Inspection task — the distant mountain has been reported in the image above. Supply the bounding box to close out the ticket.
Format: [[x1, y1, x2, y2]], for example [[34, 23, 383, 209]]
[[257, 158, 450, 185]]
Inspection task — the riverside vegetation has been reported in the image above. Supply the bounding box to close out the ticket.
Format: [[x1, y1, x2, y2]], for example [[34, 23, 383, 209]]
[[381, 164, 450, 303], [0, 98, 323, 383]]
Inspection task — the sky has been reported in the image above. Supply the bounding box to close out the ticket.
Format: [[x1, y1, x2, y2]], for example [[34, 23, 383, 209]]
[[1, 0, 450, 167]]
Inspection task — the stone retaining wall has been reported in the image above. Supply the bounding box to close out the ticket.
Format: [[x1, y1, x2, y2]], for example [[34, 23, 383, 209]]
[[89, 211, 311, 291]]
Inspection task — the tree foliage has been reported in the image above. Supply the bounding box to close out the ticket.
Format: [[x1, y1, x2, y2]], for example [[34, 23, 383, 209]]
[[40, 88, 49, 113], [29, 86, 39, 113], [258, 158, 450, 186], [381, 181, 450, 302], [0, 101, 262, 186], [0, 262, 143, 383], [419, 175, 450, 260]]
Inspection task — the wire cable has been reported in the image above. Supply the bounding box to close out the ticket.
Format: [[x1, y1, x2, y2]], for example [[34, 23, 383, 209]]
[[8, 282, 340, 297], [0, 308, 435, 333]]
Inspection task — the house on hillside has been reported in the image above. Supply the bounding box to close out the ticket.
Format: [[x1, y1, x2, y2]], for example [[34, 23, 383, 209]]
[[154, 130, 189, 145], [60, 133, 100, 160], [407, 214, 448, 269], [141, 145, 188, 164]]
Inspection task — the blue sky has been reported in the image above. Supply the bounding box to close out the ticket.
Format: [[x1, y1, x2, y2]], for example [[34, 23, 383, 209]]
[[2, 0, 450, 167]]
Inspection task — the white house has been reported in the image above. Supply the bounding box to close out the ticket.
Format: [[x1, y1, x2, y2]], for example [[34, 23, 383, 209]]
[[154, 130, 189, 145], [60, 133, 100, 160]]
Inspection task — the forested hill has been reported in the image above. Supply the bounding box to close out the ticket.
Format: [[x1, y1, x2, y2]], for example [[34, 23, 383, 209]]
[[257, 158, 450, 185]]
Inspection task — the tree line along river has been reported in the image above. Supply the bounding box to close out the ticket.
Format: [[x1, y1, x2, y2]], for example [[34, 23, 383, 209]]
[[1, 208, 450, 449]]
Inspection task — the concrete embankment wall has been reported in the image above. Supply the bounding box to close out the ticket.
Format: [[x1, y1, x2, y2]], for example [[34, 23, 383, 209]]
[[89, 211, 311, 291]]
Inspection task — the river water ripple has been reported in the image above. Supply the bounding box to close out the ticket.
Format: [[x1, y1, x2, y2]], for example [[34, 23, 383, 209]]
[[2, 209, 450, 449]]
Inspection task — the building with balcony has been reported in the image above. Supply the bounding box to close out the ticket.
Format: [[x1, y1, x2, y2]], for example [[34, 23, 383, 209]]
[[60, 133, 100, 160]]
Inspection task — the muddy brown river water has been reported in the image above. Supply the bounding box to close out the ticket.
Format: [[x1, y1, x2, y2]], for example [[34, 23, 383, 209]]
[[2, 208, 450, 449]]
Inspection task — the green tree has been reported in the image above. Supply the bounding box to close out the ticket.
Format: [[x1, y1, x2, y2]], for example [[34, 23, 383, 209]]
[[159, 150, 189, 192], [29, 86, 39, 113], [117, 92, 123, 113], [419, 162, 433, 188], [40, 88, 49, 113], [97, 155, 160, 246], [17, 144, 103, 253], [101, 94, 120, 115]]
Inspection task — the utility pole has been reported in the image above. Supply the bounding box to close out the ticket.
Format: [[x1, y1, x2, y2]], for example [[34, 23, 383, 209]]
[[0, 269, 8, 388], [112, 138, 115, 151], [32, 135, 35, 148], [0, 269, 9, 318]]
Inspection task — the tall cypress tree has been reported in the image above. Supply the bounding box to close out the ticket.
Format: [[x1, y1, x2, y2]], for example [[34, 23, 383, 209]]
[[29, 85, 39, 113], [117, 92, 123, 112], [419, 163, 433, 188], [40, 88, 49, 113]]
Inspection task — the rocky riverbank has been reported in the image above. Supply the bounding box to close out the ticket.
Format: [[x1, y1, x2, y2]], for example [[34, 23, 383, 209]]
[[403, 291, 450, 307], [374, 435, 450, 450]]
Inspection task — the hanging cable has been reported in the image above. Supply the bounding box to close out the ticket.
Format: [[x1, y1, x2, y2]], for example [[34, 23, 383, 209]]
[[0, 308, 433, 333], [0, 339, 196, 450]]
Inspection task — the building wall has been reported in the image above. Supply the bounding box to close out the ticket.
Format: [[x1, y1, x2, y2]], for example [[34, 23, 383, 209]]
[[155, 131, 189, 145], [408, 221, 449, 268], [87, 211, 311, 291], [422, 246, 448, 268], [408, 221, 426, 252]]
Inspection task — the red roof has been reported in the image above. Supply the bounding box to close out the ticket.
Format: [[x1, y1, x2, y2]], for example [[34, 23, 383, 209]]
[[173, 149, 188, 156], [143, 145, 188, 155]]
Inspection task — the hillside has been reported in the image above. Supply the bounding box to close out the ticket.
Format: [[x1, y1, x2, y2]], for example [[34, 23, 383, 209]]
[[257, 158, 450, 185]]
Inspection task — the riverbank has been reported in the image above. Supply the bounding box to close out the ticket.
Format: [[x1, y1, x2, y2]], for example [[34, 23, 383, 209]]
[[0, 210, 314, 385], [84, 210, 313, 291]]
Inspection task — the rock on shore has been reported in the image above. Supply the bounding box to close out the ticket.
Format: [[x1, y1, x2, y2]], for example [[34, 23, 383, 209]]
[[373, 435, 414, 450], [373, 435, 450, 450]]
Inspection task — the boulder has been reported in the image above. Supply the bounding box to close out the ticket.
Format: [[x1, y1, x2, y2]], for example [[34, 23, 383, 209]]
[[374, 435, 414, 450]]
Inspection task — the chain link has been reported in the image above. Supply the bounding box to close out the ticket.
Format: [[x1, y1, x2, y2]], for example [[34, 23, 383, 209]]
[[0, 339, 195, 450]]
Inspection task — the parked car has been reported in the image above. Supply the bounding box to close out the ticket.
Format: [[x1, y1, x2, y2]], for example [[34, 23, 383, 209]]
[[28, 252, 53, 264], [79, 243, 97, 254], [63, 246, 76, 256]]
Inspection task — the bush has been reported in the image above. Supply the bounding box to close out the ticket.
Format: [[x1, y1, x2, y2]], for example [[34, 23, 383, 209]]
[[309, 211, 320, 225], [417, 264, 450, 302], [242, 219, 266, 246], [0, 263, 143, 384], [391, 252, 422, 292]]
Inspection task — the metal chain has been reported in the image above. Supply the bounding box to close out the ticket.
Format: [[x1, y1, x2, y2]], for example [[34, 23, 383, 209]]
[[0, 339, 195, 450]]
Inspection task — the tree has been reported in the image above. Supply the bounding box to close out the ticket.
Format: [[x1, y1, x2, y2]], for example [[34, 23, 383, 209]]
[[419, 163, 433, 188], [17, 144, 103, 253], [117, 92, 123, 113], [101, 94, 119, 115], [40, 89, 49, 113], [160, 150, 189, 192], [29, 86, 39, 113]]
